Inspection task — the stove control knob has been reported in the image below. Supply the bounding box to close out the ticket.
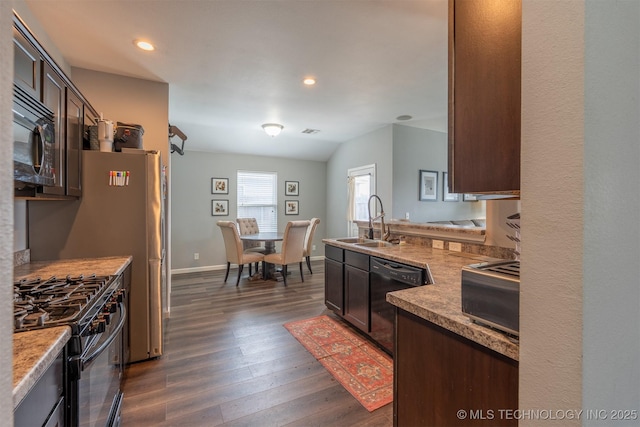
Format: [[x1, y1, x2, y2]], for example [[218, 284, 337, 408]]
[[102, 310, 112, 325], [105, 301, 117, 313], [91, 316, 106, 334], [115, 290, 125, 303]]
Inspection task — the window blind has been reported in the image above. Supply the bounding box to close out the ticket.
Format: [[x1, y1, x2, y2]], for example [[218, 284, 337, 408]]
[[237, 171, 278, 232]]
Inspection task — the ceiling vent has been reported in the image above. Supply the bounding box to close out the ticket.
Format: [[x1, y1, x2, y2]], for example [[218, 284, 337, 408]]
[[301, 128, 320, 134]]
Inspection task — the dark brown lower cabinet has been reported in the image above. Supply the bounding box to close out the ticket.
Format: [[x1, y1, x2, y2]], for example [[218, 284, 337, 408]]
[[324, 257, 344, 314], [394, 309, 518, 427], [344, 263, 369, 332]]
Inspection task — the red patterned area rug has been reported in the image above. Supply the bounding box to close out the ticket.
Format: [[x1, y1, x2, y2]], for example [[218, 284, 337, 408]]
[[283, 315, 393, 412]]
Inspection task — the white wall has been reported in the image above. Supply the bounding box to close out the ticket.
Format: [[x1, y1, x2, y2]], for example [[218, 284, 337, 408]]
[[1, 2, 14, 423], [520, 1, 585, 423], [582, 0, 639, 421], [326, 126, 393, 238], [70, 68, 169, 162], [170, 151, 326, 272], [392, 124, 486, 222], [521, 1, 640, 425]]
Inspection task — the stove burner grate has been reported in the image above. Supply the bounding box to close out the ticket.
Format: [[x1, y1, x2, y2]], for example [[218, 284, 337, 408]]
[[13, 274, 112, 331]]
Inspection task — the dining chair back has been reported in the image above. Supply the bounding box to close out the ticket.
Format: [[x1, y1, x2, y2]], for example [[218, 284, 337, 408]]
[[302, 218, 321, 274], [217, 221, 265, 286], [263, 220, 310, 286], [236, 218, 265, 251], [236, 217, 267, 275]]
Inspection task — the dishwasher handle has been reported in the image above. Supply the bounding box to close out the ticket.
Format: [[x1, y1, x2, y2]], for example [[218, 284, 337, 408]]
[[370, 257, 433, 286]]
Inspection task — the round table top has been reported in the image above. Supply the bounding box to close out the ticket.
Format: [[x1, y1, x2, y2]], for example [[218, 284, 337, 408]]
[[239, 232, 283, 242]]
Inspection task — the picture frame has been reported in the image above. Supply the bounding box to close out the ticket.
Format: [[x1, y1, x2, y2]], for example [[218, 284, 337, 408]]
[[211, 177, 228, 194], [463, 193, 478, 202], [285, 180, 299, 196], [419, 170, 438, 201], [211, 199, 229, 216], [442, 172, 460, 202], [285, 200, 299, 215]]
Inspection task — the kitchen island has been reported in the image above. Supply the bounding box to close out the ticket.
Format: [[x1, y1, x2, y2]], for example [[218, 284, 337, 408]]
[[13, 256, 132, 417]]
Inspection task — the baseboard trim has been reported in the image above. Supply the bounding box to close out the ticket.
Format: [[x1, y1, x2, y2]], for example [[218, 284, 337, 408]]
[[171, 255, 324, 276]]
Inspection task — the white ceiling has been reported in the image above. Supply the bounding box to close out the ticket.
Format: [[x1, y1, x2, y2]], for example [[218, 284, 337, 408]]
[[23, 0, 448, 161]]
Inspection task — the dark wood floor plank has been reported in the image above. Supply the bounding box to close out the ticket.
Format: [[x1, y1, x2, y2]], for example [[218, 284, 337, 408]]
[[121, 261, 393, 426]]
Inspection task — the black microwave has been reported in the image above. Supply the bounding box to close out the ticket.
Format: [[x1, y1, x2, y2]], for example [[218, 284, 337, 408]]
[[13, 85, 55, 188]]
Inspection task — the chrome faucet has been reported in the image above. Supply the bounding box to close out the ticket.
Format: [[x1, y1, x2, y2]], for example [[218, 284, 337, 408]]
[[368, 194, 390, 241]]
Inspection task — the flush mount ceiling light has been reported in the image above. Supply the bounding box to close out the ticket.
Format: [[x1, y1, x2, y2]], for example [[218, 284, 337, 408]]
[[262, 123, 284, 137], [134, 39, 155, 51], [303, 77, 316, 86], [396, 115, 413, 121]]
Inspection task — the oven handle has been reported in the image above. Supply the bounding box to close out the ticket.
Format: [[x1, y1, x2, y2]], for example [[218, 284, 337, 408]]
[[83, 302, 126, 368]]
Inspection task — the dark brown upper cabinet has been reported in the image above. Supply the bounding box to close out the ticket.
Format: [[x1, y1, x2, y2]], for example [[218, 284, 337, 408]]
[[13, 12, 99, 199], [448, 0, 521, 195], [13, 25, 41, 99]]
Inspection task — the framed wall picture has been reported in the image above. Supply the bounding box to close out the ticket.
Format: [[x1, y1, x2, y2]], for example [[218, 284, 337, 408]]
[[463, 193, 478, 202], [285, 180, 299, 196], [211, 178, 228, 194], [211, 199, 229, 216], [442, 172, 460, 202], [419, 170, 438, 201], [285, 200, 299, 215]]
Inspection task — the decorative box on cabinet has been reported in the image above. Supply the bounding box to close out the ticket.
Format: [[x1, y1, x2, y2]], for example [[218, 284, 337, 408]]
[[448, 0, 521, 195]]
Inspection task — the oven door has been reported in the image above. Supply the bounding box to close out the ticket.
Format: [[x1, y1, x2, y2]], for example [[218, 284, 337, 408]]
[[70, 301, 126, 427]]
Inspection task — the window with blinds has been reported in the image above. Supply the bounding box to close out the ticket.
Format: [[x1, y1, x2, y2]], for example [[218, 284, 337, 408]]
[[237, 171, 278, 232]]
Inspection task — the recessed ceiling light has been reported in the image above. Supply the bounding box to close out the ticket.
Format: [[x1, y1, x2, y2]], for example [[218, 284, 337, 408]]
[[134, 40, 155, 51], [396, 115, 413, 121], [303, 77, 316, 86]]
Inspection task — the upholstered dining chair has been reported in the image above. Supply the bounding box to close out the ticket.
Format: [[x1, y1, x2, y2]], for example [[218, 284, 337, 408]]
[[217, 221, 265, 286], [302, 218, 320, 274], [263, 220, 310, 286], [236, 217, 266, 275]]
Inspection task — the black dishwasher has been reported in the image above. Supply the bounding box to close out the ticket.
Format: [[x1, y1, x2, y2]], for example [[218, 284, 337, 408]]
[[370, 257, 432, 354]]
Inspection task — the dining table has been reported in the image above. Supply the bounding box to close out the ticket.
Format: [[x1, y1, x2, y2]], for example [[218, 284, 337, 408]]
[[239, 232, 283, 280]]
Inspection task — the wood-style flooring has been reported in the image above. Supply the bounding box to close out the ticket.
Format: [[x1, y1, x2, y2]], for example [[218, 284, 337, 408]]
[[120, 261, 393, 426]]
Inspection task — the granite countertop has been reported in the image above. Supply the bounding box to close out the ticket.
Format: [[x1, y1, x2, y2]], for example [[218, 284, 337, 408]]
[[13, 256, 133, 409], [13, 326, 70, 408], [14, 255, 132, 281], [323, 239, 519, 361]]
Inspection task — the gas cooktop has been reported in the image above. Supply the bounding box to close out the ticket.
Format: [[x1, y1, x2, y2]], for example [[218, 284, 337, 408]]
[[13, 274, 113, 332]]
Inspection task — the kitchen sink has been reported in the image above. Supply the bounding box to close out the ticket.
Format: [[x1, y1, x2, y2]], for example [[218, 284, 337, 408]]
[[354, 240, 395, 248], [335, 237, 374, 244]]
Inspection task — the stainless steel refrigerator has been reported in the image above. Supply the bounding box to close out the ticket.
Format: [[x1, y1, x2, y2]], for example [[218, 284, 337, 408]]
[[28, 150, 166, 363]]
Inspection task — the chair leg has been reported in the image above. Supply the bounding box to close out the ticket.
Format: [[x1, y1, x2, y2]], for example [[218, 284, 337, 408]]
[[236, 264, 244, 286], [299, 262, 304, 282], [248, 263, 252, 276], [305, 256, 313, 274], [282, 265, 288, 286], [224, 262, 231, 282]]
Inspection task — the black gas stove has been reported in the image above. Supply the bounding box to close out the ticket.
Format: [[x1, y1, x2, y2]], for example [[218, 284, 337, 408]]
[[14, 273, 127, 427], [14, 274, 114, 332]]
